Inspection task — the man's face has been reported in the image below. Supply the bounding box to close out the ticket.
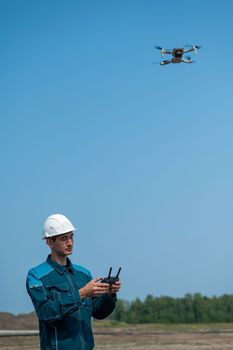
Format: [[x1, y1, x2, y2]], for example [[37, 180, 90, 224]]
[[47, 232, 74, 257]]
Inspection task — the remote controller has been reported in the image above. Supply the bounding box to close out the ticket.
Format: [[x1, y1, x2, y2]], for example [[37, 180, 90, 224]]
[[101, 267, 121, 286]]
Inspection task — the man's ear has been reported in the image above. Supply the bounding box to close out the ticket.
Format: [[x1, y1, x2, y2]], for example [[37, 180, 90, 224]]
[[46, 238, 54, 249]]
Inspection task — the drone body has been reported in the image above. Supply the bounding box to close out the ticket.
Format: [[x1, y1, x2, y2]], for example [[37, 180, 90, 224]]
[[155, 45, 201, 65]]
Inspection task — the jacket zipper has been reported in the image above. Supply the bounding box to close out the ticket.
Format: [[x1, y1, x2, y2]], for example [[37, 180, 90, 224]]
[[51, 325, 58, 350], [65, 269, 76, 301], [65, 269, 86, 349]]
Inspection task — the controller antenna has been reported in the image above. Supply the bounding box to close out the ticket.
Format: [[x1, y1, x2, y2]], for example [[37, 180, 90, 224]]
[[108, 267, 112, 278], [116, 267, 121, 278]]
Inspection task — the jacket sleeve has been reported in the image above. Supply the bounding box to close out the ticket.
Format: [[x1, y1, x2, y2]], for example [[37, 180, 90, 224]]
[[91, 293, 117, 319], [26, 269, 82, 324]]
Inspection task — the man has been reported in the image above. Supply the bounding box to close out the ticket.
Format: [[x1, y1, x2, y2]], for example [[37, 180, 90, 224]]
[[26, 213, 121, 350]]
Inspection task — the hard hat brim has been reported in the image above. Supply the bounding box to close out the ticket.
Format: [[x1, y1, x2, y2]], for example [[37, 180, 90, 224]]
[[42, 227, 77, 239]]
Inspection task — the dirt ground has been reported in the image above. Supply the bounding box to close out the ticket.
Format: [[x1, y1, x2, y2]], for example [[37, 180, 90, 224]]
[[0, 323, 233, 350], [95, 330, 233, 349], [1, 330, 233, 350]]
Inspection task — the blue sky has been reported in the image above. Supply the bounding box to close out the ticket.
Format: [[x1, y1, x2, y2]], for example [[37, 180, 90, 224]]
[[1, 0, 233, 314]]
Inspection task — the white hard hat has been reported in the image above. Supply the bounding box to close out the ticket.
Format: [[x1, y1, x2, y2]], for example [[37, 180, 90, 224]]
[[42, 214, 76, 239]]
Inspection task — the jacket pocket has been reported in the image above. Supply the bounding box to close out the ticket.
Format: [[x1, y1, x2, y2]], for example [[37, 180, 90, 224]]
[[45, 282, 70, 290], [44, 282, 70, 302]]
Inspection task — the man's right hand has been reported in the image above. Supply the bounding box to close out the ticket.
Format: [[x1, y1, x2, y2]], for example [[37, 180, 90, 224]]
[[79, 277, 110, 299]]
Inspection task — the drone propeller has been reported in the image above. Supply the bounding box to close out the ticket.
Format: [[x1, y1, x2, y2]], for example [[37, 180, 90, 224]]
[[154, 46, 167, 57], [184, 44, 202, 54], [185, 44, 201, 48]]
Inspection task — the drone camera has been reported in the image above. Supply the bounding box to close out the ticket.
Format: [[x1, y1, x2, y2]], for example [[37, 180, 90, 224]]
[[101, 267, 121, 286]]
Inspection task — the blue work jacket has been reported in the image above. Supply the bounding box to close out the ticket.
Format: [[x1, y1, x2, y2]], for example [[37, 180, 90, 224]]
[[26, 255, 116, 350]]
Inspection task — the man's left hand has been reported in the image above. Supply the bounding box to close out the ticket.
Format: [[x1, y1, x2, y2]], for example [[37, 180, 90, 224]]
[[107, 281, 121, 295]]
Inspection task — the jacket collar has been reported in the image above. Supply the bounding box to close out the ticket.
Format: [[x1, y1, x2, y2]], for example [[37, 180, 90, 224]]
[[47, 254, 74, 274]]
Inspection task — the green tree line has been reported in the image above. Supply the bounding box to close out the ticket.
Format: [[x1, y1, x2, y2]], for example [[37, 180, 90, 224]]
[[109, 294, 233, 323]]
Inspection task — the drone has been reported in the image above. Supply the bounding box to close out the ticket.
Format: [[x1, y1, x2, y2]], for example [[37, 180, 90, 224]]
[[155, 45, 201, 65]]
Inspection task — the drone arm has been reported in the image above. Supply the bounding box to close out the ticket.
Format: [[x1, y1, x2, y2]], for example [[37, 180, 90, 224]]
[[160, 59, 172, 65], [183, 47, 194, 54], [163, 49, 172, 55], [181, 58, 192, 63], [184, 45, 199, 54]]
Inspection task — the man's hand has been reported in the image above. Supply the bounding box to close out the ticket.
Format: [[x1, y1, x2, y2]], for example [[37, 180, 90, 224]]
[[79, 277, 110, 299], [107, 281, 121, 296]]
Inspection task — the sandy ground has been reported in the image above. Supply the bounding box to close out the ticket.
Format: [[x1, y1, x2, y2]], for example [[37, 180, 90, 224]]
[[1, 330, 233, 350], [96, 331, 233, 349]]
